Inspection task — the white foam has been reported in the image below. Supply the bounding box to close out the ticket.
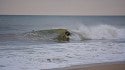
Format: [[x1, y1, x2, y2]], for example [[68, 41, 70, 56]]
[[0, 41, 125, 70], [70, 24, 125, 40]]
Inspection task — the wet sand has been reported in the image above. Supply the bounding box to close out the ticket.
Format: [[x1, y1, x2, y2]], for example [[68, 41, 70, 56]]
[[46, 61, 125, 70]]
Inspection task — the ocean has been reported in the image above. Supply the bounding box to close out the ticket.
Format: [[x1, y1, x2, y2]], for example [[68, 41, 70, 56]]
[[0, 15, 125, 70]]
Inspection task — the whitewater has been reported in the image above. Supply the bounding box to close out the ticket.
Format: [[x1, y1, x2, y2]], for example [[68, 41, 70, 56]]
[[0, 16, 125, 70]]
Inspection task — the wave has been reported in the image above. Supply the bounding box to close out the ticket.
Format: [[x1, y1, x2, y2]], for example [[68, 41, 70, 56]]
[[1, 24, 125, 42], [21, 24, 125, 41]]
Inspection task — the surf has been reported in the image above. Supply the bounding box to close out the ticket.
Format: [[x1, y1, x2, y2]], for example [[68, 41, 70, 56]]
[[0, 24, 125, 43], [69, 24, 125, 41]]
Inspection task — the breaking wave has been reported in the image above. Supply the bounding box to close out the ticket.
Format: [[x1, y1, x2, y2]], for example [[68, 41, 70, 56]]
[[20, 24, 125, 41], [1, 24, 124, 42], [70, 24, 125, 41]]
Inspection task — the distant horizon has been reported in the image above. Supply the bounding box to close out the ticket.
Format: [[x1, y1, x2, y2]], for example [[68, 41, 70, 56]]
[[0, 14, 125, 17], [0, 13, 125, 16]]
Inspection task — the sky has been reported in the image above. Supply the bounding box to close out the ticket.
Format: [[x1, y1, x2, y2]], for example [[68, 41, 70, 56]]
[[0, 0, 125, 15]]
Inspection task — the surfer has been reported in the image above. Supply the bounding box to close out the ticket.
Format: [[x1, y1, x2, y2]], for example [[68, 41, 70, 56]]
[[65, 31, 71, 41], [56, 29, 71, 42], [65, 31, 71, 36]]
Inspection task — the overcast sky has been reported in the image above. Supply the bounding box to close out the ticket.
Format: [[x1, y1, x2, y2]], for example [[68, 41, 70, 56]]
[[0, 0, 125, 15]]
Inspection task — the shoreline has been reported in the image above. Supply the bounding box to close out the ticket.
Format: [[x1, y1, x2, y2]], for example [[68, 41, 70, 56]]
[[45, 61, 125, 70]]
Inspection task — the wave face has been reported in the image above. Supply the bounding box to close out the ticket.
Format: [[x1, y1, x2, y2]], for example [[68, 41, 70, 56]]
[[70, 24, 125, 41], [20, 29, 70, 42], [21, 30, 59, 41]]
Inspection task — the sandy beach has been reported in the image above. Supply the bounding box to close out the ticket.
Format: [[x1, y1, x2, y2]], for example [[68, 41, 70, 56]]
[[47, 61, 125, 70]]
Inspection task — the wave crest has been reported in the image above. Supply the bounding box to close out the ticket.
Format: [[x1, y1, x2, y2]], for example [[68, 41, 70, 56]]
[[70, 24, 125, 41]]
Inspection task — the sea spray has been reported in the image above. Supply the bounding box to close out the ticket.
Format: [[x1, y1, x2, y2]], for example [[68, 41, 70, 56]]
[[70, 24, 125, 40]]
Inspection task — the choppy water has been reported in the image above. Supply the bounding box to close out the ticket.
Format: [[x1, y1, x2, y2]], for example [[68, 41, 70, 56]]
[[0, 15, 125, 70]]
